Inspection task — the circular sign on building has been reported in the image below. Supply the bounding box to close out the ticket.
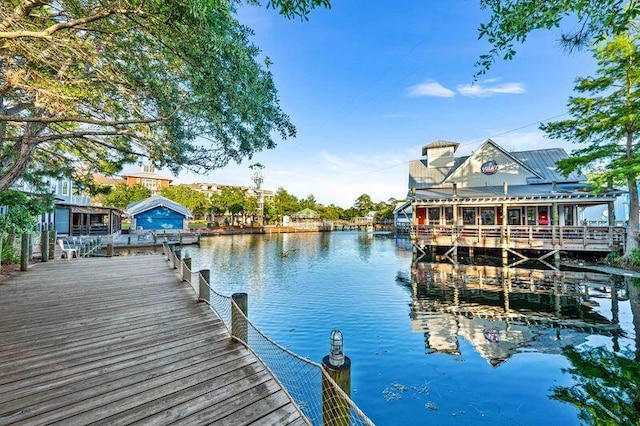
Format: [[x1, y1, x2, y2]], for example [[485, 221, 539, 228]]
[[481, 160, 499, 175]]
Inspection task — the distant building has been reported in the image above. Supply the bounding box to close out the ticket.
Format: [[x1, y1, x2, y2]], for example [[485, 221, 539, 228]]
[[126, 195, 192, 231], [121, 164, 173, 194], [293, 208, 319, 221], [8, 176, 121, 236]]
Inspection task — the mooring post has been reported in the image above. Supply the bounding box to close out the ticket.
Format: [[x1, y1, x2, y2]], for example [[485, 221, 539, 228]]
[[28, 233, 34, 260], [322, 329, 351, 426], [48, 229, 57, 260], [40, 225, 49, 263], [179, 233, 183, 246], [231, 292, 248, 343], [198, 269, 211, 303], [182, 257, 191, 282], [20, 233, 29, 272], [106, 243, 114, 257]]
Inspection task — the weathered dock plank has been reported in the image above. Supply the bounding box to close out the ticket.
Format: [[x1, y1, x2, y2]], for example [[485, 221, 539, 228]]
[[0, 255, 307, 425]]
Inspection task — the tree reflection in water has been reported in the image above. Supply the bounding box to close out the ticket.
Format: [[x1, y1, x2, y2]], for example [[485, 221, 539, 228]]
[[552, 277, 640, 425]]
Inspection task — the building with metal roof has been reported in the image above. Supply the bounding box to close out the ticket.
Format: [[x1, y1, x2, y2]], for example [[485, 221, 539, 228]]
[[126, 195, 192, 231], [404, 139, 626, 262]]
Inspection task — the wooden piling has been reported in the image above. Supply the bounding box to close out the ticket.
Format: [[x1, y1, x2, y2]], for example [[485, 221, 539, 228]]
[[198, 269, 210, 303], [48, 230, 57, 259], [40, 229, 49, 262], [321, 355, 351, 426], [20, 234, 29, 271], [106, 243, 114, 257], [231, 292, 248, 343]]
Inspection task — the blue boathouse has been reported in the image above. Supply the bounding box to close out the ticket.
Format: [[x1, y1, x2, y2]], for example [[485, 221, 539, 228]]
[[126, 195, 192, 231]]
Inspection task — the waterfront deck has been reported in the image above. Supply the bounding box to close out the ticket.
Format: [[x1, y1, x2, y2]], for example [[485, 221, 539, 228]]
[[412, 224, 626, 253], [0, 255, 306, 425]]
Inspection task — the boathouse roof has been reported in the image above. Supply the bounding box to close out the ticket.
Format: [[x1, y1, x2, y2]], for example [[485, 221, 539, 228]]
[[125, 195, 192, 218]]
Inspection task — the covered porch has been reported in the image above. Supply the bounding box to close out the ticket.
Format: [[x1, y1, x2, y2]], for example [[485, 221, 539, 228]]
[[410, 185, 626, 262]]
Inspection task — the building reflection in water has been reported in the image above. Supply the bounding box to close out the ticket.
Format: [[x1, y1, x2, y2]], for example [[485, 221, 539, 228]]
[[404, 262, 625, 367]]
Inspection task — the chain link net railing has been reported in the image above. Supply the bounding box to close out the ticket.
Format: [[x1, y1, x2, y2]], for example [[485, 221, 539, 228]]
[[163, 243, 374, 426]]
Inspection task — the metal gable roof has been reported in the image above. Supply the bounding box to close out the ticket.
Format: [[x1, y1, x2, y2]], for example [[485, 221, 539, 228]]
[[510, 148, 585, 183], [125, 195, 193, 218]]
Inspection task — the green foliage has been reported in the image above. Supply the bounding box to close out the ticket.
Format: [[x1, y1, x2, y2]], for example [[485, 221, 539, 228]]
[[627, 248, 640, 266], [552, 346, 640, 425], [160, 185, 208, 219], [0, 189, 52, 234], [0, 0, 329, 191], [541, 33, 640, 255], [353, 194, 374, 216], [605, 251, 622, 264], [1, 235, 19, 264], [100, 183, 151, 210], [476, 0, 640, 76], [272, 187, 301, 218]]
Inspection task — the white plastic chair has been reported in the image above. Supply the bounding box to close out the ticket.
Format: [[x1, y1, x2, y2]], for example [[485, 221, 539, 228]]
[[58, 239, 78, 260]]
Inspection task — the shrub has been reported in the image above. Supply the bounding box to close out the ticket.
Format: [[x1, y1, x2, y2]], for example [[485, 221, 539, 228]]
[[627, 248, 640, 267]]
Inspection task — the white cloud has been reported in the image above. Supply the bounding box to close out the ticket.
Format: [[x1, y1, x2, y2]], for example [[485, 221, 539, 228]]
[[457, 81, 525, 97], [407, 80, 456, 98]]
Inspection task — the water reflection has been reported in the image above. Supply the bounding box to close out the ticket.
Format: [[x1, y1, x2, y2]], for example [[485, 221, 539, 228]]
[[406, 261, 640, 423], [407, 262, 625, 366]]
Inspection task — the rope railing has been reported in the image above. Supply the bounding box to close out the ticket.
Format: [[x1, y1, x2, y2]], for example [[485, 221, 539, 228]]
[[162, 242, 374, 426]]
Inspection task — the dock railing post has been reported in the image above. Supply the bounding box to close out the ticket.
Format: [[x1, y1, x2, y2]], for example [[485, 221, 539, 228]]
[[20, 233, 29, 271], [198, 269, 210, 303], [40, 225, 49, 263], [182, 257, 191, 282], [322, 329, 351, 426], [231, 293, 248, 343], [48, 229, 56, 260]]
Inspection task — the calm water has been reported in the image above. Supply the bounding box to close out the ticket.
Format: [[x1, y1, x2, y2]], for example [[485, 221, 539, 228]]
[[184, 232, 639, 425]]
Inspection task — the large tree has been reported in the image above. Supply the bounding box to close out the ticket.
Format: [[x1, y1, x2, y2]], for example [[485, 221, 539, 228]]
[[98, 182, 150, 210], [476, 0, 640, 75], [541, 33, 640, 257], [160, 185, 208, 219], [0, 0, 328, 191]]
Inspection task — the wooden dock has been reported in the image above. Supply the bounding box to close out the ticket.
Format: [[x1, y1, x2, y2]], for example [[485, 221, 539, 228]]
[[0, 255, 306, 425]]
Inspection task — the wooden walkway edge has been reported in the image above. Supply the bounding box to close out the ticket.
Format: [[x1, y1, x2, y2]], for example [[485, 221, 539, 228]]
[[0, 255, 307, 425]]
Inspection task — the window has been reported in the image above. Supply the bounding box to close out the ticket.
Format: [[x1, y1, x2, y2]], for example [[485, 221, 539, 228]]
[[507, 208, 522, 225], [462, 208, 476, 225], [564, 206, 574, 226], [428, 208, 440, 225], [526, 207, 536, 225], [480, 208, 495, 225], [143, 179, 157, 190], [143, 164, 155, 173], [538, 206, 549, 225], [444, 207, 454, 224], [61, 181, 69, 196]]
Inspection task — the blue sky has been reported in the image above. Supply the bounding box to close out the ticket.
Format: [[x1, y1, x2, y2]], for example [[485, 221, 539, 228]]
[[168, 1, 598, 208]]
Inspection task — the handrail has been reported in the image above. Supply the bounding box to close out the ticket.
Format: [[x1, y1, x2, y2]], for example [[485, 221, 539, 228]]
[[164, 242, 374, 426]]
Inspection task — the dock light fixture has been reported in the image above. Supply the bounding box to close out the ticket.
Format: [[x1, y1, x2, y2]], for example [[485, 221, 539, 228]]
[[329, 329, 344, 367]]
